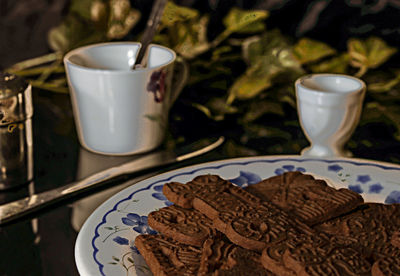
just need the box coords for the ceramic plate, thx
[75,155,400,276]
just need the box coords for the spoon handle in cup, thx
[134,0,168,68]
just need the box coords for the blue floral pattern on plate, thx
[121,214,157,235]
[75,156,400,276]
[274,165,306,175]
[325,163,392,196]
[229,171,261,188]
[151,185,173,206]
[386,191,400,204]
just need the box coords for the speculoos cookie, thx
[163,174,313,252]
[245,171,364,225]
[135,234,201,276]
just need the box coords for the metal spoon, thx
[133,0,168,69]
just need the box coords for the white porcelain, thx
[74,155,400,276]
[64,42,188,155]
[296,74,366,157]
[71,147,154,231]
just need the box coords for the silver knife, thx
[0,136,224,225]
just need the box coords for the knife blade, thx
[0,136,224,225]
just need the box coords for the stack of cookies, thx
[135,172,400,275]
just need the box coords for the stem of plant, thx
[6,52,62,73]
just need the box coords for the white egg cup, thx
[295,74,366,157]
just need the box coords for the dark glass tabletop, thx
[0,89,224,276]
[0,85,399,276]
[1,1,400,275]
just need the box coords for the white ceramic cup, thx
[64,42,188,155]
[295,74,366,157]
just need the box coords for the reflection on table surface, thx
[71,147,157,232]
[0,80,399,275]
[0,90,223,275]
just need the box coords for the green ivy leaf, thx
[293,38,336,64]
[192,98,237,121]
[242,100,285,123]
[368,70,400,93]
[70,0,95,21]
[107,0,140,39]
[191,103,213,118]
[211,46,233,61]
[208,97,238,118]
[161,1,198,27]
[47,15,81,53]
[172,15,210,59]
[48,14,105,53]
[210,8,268,48]
[310,53,349,74]
[222,8,268,33]
[155,2,210,60]
[228,68,273,103]
[48,0,140,53]
[229,31,303,103]
[90,0,109,28]
[223,140,259,157]
[348,36,397,77]
[242,36,264,66]
[243,124,292,140]
[363,102,400,140]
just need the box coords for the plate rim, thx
[75,154,400,275]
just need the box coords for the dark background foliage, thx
[1,0,400,163]
[2,0,400,68]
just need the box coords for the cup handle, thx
[169,56,189,106]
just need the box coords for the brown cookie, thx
[134,234,201,276]
[198,237,273,276]
[163,174,313,252]
[261,237,297,276]
[372,257,400,276]
[262,233,371,276]
[391,231,400,248]
[284,233,371,275]
[316,203,400,260]
[162,174,230,209]
[245,171,364,225]
[149,173,319,248]
[147,205,218,247]
[316,203,400,235]
[147,181,265,247]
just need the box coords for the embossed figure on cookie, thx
[163,174,311,252]
[316,203,400,260]
[148,205,218,247]
[262,239,297,276]
[262,233,371,276]
[198,237,273,276]
[135,234,201,276]
[226,210,299,252]
[391,231,400,248]
[163,175,231,209]
[372,257,400,276]
[284,234,371,276]
[148,176,281,248]
[246,171,364,225]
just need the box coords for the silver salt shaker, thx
[0,72,33,190]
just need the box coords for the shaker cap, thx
[0,72,33,125]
